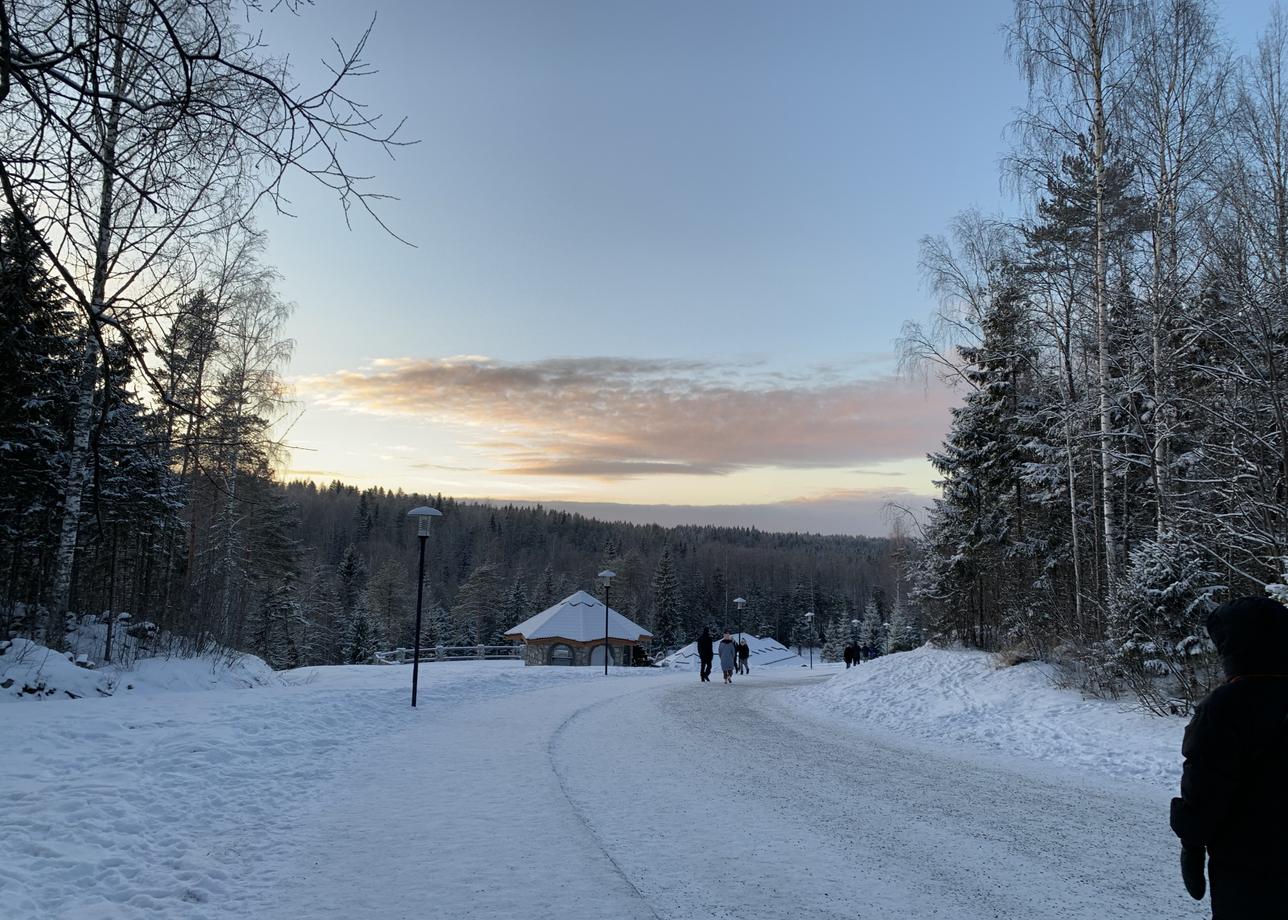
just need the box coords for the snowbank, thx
[788,645,1187,789]
[0,637,279,702]
[0,638,112,700]
[661,633,805,669]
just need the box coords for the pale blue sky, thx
[256,0,1269,534]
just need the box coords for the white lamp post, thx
[733,597,746,640]
[804,610,814,669]
[598,569,616,675]
[407,505,442,707]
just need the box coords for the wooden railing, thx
[372,645,523,665]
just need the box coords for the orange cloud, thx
[295,356,955,479]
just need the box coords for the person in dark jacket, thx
[843,643,855,669]
[1170,596,1288,918]
[697,627,714,682]
[737,638,750,675]
[718,633,737,683]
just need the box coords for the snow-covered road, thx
[250,668,1199,920]
[556,673,1204,919]
[4,661,1205,919]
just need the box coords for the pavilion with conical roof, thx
[503,590,652,666]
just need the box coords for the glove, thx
[1180,845,1206,901]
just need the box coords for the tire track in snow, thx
[547,684,668,920]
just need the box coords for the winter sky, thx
[258,0,1265,536]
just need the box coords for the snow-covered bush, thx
[1108,531,1224,714]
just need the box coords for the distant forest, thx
[283,482,911,664]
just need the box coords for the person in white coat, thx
[717,633,737,683]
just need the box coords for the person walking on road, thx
[737,638,751,675]
[1170,596,1288,919]
[697,627,714,683]
[718,632,737,683]
[843,643,855,669]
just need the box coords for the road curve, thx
[551,671,1206,920]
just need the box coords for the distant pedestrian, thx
[843,644,855,669]
[1170,596,1288,919]
[697,627,714,682]
[737,638,750,675]
[718,633,737,683]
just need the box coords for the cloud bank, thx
[469,487,930,537]
[296,356,953,479]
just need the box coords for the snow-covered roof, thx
[504,591,653,643]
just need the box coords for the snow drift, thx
[788,645,1187,789]
[0,636,278,702]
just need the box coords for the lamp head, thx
[408,505,443,537]
[598,569,616,587]
[733,596,746,610]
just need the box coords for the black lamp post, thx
[733,597,746,640]
[851,618,861,662]
[598,569,616,675]
[804,611,814,669]
[407,505,442,707]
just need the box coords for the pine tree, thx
[822,616,849,662]
[0,206,78,629]
[501,579,530,632]
[337,545,369,619]
[919,278,1042,650]
[651,548,682,650]
[884,600,921,654]
[344,602,379,665]
[451,562,506,644]
[859,600,886,656]
[366,559,411,645]
[533,566,558,612]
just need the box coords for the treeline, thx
[0,208,303,663]
[907,0,1288,711]
[281,481,912,667]
[0,1,399,662]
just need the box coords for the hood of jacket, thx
[1206,596,1288,679]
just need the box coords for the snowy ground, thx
[2,649,1203,919]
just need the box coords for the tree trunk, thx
[1089,0,1119,607]
[49,24,127,638]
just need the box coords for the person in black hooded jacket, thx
[1170,596,1288,918]
[696,627,714,683]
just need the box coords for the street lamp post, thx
[407,506,443,708]
[851,618,860,663]
[599,569,616,676]
[804,611,814,669]
[733,597,746,640]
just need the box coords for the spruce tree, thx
[0,206,78,618]
[651,548,682,650]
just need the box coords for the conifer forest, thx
[905,0,1288,709]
